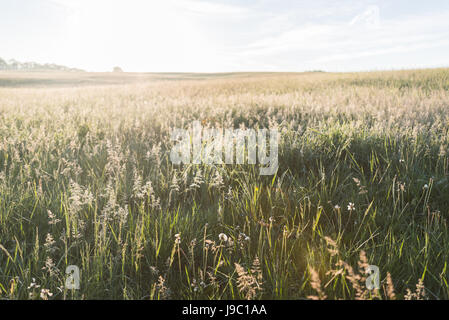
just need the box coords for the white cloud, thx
[228,8,449,70]
[173,0,249,15]
[4,0,449,71]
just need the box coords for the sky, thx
[1,0,449,72]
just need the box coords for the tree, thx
[113,66,123,72]
[0,58,6,70]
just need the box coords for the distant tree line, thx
[0,57,84,72]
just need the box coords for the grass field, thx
[1,68,449,300]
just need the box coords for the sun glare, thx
[61,0,213,72]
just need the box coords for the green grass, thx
[0,68,449,300]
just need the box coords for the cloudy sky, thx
[1,0,449,72]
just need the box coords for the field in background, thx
[1,69,449,299]
[0,71,297,87]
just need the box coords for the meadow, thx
[0,69,449,300]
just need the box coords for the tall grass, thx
[0,69,449,299]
